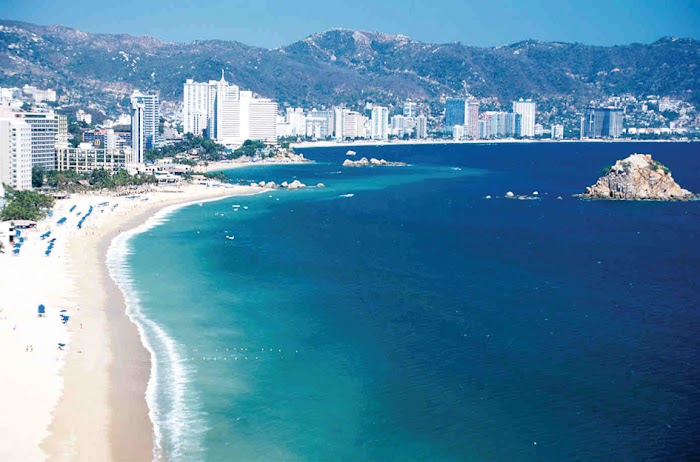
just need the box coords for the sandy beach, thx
[0,182,266,462]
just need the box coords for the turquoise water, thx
[114,142,700,461]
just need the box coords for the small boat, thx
[226,236,235,240]
[346,150,356,156]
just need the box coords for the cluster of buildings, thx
[183,73,430,144]
[0,84,160,191]
[445,98,555,140]
[0,106,69,190]
[183,73,277,146]
[3,72,699,197]
[275,101,428,141]
[0,85,57,105]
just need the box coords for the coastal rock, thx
[342,157,407,167]
[579,154,696,201]
[281,181,289,188]
[504,191,539,200]
[287,180,307,190]
[316,183,325,188]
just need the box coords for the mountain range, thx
[1,19,699,118]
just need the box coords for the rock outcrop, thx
[342,157,408,167]
[580,154,696,200]
[286,180,307,190]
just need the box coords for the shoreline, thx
[291,138,699,149]
[1,183,266,462]
[106,192,268,461]
[49,184,266,462]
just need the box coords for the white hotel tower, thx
[512,99,536,138]
[182,72,277,146]
[0,113,33,190]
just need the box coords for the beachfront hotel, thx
[131,92,160,164]
[56,144,134,174]
[0,113,33,190]
[512,98,537,137]
[182,73,278,147]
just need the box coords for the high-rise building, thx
[183,79,211,136]
[371,106,389,140]
[285,108,306,137]
[333,108,365,140]
[551,124,564,140]
[184,74,277,146]
[445,98,466,131]
[306,110,332,140]
[512,99,536,137]
[21,112,58,169]
[403,100,417,118]
[56,114,68,148]
[415,115,428,139]
[465,101,479,139]
[582,107,624,138]
[0,115,33,190]
[131,101,145,164]
[131,92,159,163]
[246,93,278,144]
[453,124,465,141]
[390,115,407,137]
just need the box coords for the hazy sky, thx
[4,0,699,48]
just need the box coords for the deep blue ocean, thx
[118,142,700,461]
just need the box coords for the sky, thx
[4,0,700,48]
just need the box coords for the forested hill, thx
[1,20,698,113]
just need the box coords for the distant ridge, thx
[1,19,698,115]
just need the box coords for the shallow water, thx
[119,142,700,461]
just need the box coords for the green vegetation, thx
[42,169,155,192]
[231,139,266,158]
[32,166,46,188]
[0,186,55,221]
[650,160,671,175]
[145,134,227,162]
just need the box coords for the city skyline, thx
[3,0,699,49]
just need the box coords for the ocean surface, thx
[112,142,700,461]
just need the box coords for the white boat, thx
[346,150,356,156]
[226,236,235,240]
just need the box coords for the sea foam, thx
[106,197,229,461]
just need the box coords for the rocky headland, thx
[579,154,696,201]
[342,157,408,167]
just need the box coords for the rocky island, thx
[579,154,696,201]
[342,157,408,167]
